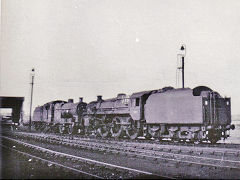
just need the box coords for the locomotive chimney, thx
[79,97,83,103]
[97,95,102,102]
[68,99,74,103]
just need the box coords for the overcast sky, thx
[1,0,240,115]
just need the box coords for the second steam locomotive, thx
[32,86,235,143]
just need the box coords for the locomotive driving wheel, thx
[97,116,110,138]
[126,117,140,140]
[39,123,46,132]
[58,124,65,134]
[67,124,74,134]
[97,124,109,138]
[110,116,123,138]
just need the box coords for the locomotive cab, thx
[130,91,154,121]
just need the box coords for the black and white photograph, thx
[0,0,240,179]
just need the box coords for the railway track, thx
[13,131,240,157]
[6,131,240,178]
[36,130,240,149]
[89,135,240,149]
[1,135,166,179]
[14,126,240,149]
[0,144,101,179]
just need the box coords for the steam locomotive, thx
[32,86,235,143]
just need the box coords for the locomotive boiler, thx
[83,94,131,138]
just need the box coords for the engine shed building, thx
[0,96,24,123]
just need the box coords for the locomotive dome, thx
[117,93,127,99]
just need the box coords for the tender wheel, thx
[147,125,160,139]
[208,130,219,144]
[169,130,178,142]
[40,124,49,133]
[192,131,201,144]
[110,116,123,138]
[126,117,140,140]
[59,124,65,134]
[67,124,74,134]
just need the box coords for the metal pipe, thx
[29,69,35,131]
[182,56,184,88]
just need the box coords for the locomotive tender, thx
[32,86,235,143]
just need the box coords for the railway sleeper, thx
[201,150,214,156]
[127,153,137,158]
[162,148,170,152]
[179,149,191,154]
[171,149,181,154]
[236,152,240,157]
[195,150,203,155]
[224,151,239,157]
[111,150,119,155]
[210,151,219,156]
[167,161,179,168]
[145,156,157,161]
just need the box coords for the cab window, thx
[135,98,140,106]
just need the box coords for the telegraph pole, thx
[29,68,35,131]
[180,45,186,89]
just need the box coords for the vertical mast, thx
[182,56,184,88]
[29,68,35,130]
[180,45,186,88]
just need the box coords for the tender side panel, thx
[145,89,203,124]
